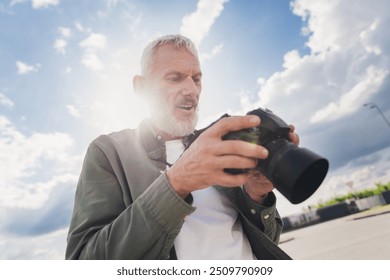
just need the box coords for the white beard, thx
[152,108,199,137]
[150,99,199,137]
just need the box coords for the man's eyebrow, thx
[164,70,202,77]
[164,70,182,76]
[193,71,202,77]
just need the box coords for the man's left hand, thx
[243,124,300,204]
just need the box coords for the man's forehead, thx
[152,45,200,69]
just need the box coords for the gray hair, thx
[140,34,198,75]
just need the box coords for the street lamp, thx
[363,102,390,128]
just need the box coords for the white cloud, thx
[283,50,301,69]
[292,0,390,55]
[74,21,92,33]
[0,115,80,209]
[53,38,67,54]
[180,0,228,47]
[58,26,71,38]
[80,33,107,50]
[0,228,68,259]
[10,0,26,6]
[253,0,390,128]
[0,92,14,109]
[31,0,60,9]
[107,0,119,7]
[53,27,71,54]
[79,33,107,71]
[200,43,224,62]
[360,19,382,55]
[0,117,79,258]
[75,22,83,31]
[81,52,104,71]
[16,60,40,75]
[311,66,388,123]
[66,104,80,118]
[11,0,60,9]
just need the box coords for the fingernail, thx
[249,116,260,124]
[262,149,269,157]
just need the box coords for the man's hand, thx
[287,124,299,146]
[243,124,300,204]
[166,115,269,198]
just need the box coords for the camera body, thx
[223,108,329,204]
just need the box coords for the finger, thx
[247,169,264,179]
[216,140,269,159]
[248,174,271,184]
[289,132,300,145]
[215,155,258,170]
[288,124,299,145]
[208,115,260,138]
[213,171,250,187]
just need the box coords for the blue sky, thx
[1,0,390,259]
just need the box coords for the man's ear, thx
[133,75,146,96]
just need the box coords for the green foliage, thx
[315,181,390,209]
[375,182,390,193]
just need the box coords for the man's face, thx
[144,45,202,137]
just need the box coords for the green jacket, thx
[65,119,291,260]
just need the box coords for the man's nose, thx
[181,76,199,97]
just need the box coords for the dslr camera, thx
[223,108,329,204]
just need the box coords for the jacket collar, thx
[138,118,166,161]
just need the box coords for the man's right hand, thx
[166,115,269,198]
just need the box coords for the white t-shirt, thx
[165,139,255,260]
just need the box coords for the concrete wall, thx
[382,190,390,204]
[316,202,350,221]
[355,195,386,211]
[282,192,390,232]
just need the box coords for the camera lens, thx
[259,140,329,204]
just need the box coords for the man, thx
[66,34,299,260]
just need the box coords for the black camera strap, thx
[182,113,229,150]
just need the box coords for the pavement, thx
[279,204,390,259]
[348,204,390,220]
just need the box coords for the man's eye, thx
[167,75,181,82]
[193,79,201,85]
[192,76,202,84]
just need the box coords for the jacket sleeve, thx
[241,189,283,244]
[65,142,194,260]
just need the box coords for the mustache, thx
[176,96,198,106]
